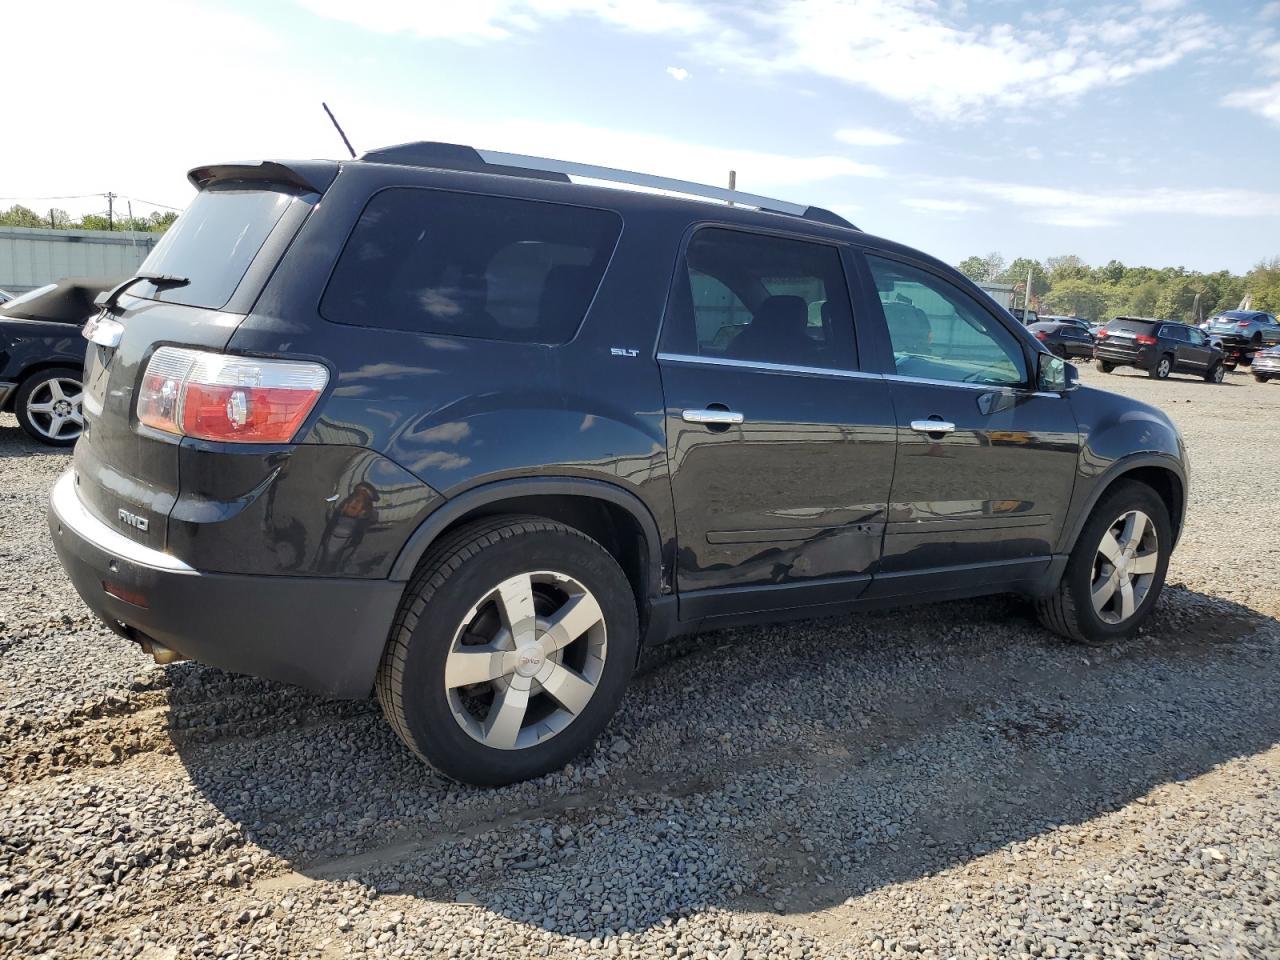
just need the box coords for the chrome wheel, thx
[445,571,606,750]
[1156,358,1171,378]
[25,376,83,441]
[1212,364,1225,383]
[1091,510,1159,625]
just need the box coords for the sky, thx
[4,0,1279,273]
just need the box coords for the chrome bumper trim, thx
[49,471,196,574]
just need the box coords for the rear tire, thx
[375,516,638,786]
[1149,355,1172,379]
[14,366,83,446]
[1255,373,1271,383]
[1035,481,1171,646]
[1095,360,1114,374]
[1204,362,1225,384]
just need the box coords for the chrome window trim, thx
[656,352,880,381]
[882,373,1025,393]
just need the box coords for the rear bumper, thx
[1252,358,1280,374]
[1094,344,1152,367]
[48,471,403,698]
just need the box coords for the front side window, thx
[663,228,857,369]
[1186,328,1207,346]
[865,256,1027,387]
[322,189,621,343]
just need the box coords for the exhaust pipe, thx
[136,635,189,665]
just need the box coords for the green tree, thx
[1043,278,1108,321]
[0,204,50,228]
[997,257,1049,303]
[1046,254,1089,284]
[957,256,988,282]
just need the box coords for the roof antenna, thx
[322,102,357,159]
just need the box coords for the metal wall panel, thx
[0,227,159,293]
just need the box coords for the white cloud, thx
[666,66,689,81]
[1222,81,1280,126]
[834,126,906,147]
[1139,0,1185,11]
[930,176,1280,221]
[295,0,710,42]
[902,197,984,214]
[687,0,1215,120]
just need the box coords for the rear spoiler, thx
[187,160,339,195]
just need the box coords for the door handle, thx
[683,408,745,425]
[910,419,955,435]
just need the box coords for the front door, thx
[857,253,1080,598]
[658,227,896,618]
[1177,325,1214,371]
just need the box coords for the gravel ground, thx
[2,364,1279,960]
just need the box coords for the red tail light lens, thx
[1238,321,1250,328]
[1134,334,1157,345]
[138,347,328,443]
[1034,331,1048,340]
[1096,329,1109,338]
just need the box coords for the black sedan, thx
[1,278,114,445]
[1027,320,1096,360]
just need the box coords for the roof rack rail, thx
[358,142,857,230]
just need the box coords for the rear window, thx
[1107,318,1157,334]
[321,188,622,344]
[134,184,298,309]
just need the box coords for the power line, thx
[0,193,183,211]
[0,193,103,202]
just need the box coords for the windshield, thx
[133,184,298,310]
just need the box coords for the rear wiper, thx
[95,272,191,313]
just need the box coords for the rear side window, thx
[321,189,621,344]
[1107,318,1158,335]
[662,228,857,370]
[135,184,298,309]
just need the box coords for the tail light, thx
[1134,334,1157,345]
[1034,331,1048,340]
[137,346,328,443]
[1238,321,1250,328]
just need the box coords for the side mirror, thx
[1037,352,1078,392]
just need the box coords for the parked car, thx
[1,278,114,445]
[1010,307,1039,324]
[1040,314,1092,332]
[1094,316,1225,382]
[48,142,1188,786]
[1252,344,1280,383]
[1027,320,1095,359]
[1206,310,1280,351]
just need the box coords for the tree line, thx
[0,203,178,234]
[956,252,1280,322]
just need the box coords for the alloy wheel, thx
[1156,358,1171,378]
[444,571,607,750]
[25,376,84,442]
[1091,509,1159,625]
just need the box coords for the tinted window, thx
[1107,318,1158,335]
[663,228,856,369]
[135,185,299,309]
[866,256,1027,386]
[1186,328,1207,346]
[322,189,621,343]
[1161,325,1185,341]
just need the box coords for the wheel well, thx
[3,361,82,413]
[1118,466,1184,543]
[433,494,652,614]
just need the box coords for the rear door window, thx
[321,188,622,344]
[662,228,857,369]
[134,184,299,309]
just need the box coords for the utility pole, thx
[727,170,736,207]
[105,191,117,231]
[49,209,55,229]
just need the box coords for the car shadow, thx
[170,584,1280,937]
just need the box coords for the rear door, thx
[77,182,316,551]
[856,252,1079,597]
[658,227,896,618]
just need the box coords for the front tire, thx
[14,367,84,446]
[1035,481,1171,645]
[1204,362,1225,384]
[375,516,638,786]
[1149,355,1173,380]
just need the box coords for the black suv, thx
[49,143,1188,785]
[1095,317,1225,383]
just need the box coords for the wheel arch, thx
[389,477,668,612]
[4,360,84,413]
[1062,455,1186,556]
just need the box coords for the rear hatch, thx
[1097,318,1156,359]
[76,172,326,551]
